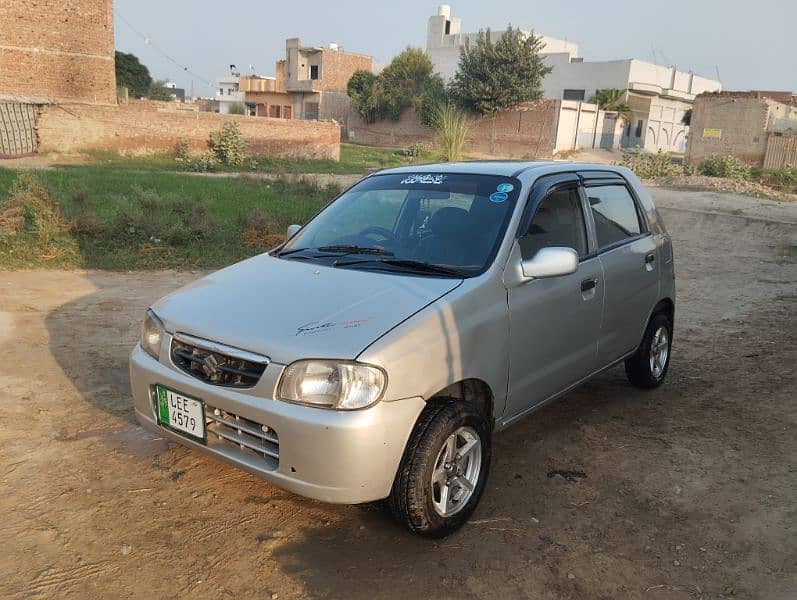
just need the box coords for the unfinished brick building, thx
[0,0,117,105]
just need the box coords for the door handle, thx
[645,252,656,264]
[581,278,597,292]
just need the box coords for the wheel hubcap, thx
[649,326,670,379]
[431,426,482,517]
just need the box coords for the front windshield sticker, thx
[496,183,514,193]
[400,174,446,185]
[490,192,508,203]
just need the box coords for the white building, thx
[425,5,722,153]
[426,4,578,84]
[214,74,245,114]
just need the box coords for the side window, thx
[587,185,643,249]
[519,187,588,260]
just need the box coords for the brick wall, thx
[686,96,770,165]
[318,50,373,92]
[37,100,340,159]
[347,101,560,158]
[0,0,116,104]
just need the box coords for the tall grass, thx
[432,103,472,162]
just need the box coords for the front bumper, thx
[129,344,425,504]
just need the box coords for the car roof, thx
[375,161,628,178]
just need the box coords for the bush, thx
[432,103,471,162]
[227,102,246,116]
[403,142,429,158]
[239,208,283,248]
[751,166,797,192]
[619,150,680,179]
[0,173,65,243]
[209,121,246,166]
[697,154,752,180]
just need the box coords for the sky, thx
[114,0,797,96]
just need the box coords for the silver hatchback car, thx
[130,162,675,537]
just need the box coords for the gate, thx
[0,102,39,157]
[763,132,797,169]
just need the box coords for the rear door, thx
[582,175,659,364]
[505,174,603,418]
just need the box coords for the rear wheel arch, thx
[651,297,675,327]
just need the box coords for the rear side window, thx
[587,185,643,249]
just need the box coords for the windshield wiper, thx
[333,257,466,277]
[276,245,393,259]
[317,245,394,256]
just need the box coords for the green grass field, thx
[0,167,337,270]
[79,143,437,175]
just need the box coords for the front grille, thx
[170,333,268,388]
[206,404,279,468]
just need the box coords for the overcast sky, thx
[114,0,796,96]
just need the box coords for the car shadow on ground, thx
[42,271,679,596]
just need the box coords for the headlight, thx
[278,360,386,410]
[140,309,164,360]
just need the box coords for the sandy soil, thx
[0,189,795,599]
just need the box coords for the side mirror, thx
[286,224,301,240]
[521,247,578,279]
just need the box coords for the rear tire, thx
[388,400,491,538]
[625,312,673,388]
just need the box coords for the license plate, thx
[156,385,205,441]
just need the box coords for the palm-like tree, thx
[590,88,633,124]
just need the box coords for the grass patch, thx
[0,167,335,270]
[76,143,441,175]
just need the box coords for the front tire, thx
[625,312,673,388]
[388,400,491,537]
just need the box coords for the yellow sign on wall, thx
[703,128,722,139]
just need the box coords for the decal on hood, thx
[296,317,375,336]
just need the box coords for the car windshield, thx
[275,172,521,277]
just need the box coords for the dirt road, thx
[1,189,795,599]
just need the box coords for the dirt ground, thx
[1,188,795,600]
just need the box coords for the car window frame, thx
[516,172,595,263]
[581,178,651,255]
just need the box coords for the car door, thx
[582,176,659,364]
[505,174,603,419]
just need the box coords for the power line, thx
[116,11,213,87]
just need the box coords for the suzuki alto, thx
[130,162,675,537]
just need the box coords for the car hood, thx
[152,254,462,364]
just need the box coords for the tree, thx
[682,108,692,126]
[346,48,447,127]
[347,70,382,123]
[147,79,173,101]
[589,88,633,124]
[450,26,552,114]
[115,51,152,98]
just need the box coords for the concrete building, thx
[687,91,797,168]
[214,73,245,114]
[281,38,373,121]
[239,73,293,118]
[426,4,578,85]
[543,55,721,153]
[222,39,372,123]
[425,4,721,153]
